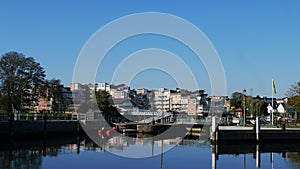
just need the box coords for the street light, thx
[243,89,247,127]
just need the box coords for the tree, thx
[95,90,126,123]
[288,96,300,113]
[286,81,300,97]
[0,51,46,113]
[286,81,300,113]
[95,90,111,111]
[46,79,64,113]
[230,92,244,109]
[251,97,268,116]
[230,92,268,116]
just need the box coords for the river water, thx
[1,133,300,169]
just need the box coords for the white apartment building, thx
[152,88,171,112]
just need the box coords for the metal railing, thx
[0,112,72,122]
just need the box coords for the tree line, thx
[0,51,67,114]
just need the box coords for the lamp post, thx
[243,89,247,127]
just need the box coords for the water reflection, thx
[1,134,300,169]
[0,148,42,169]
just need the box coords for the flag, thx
[272,79,276,94]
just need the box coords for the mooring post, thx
[256,116,260,142]
[211,116,217,143]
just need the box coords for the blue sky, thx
[1,1,300,97]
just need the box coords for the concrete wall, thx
[0,120,81,137]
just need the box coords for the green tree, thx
[46,79,65,113]
[230,92,244,109]
[0,51,46,113]
[252,96,268,116]
[230,92,268,116]
[288,96,300,113]
[95,90,126,123]
[286,81,300,113]
[95,90,111,111]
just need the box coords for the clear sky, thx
[1,0,300,97]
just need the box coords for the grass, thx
[286,125,300,129]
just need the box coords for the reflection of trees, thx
[0,150,42,169]
[46,146,60,156]
[288,152,300,169]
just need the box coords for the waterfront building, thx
[187,97,197,116]
[70,83,92,104]
[137,88,147,94]
[152,88,171,112]
[38,85,73,113]
[180,95,189,114]
[110,84,130,99]
[95,82,110,92]
[170,89,181,112]
[38,96,51,112]
[68,82,215,118]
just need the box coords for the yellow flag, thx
[272,79,276,94]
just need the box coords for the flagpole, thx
[271,78,274,126]
[272,81,274,126]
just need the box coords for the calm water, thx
[1,134,300,169]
